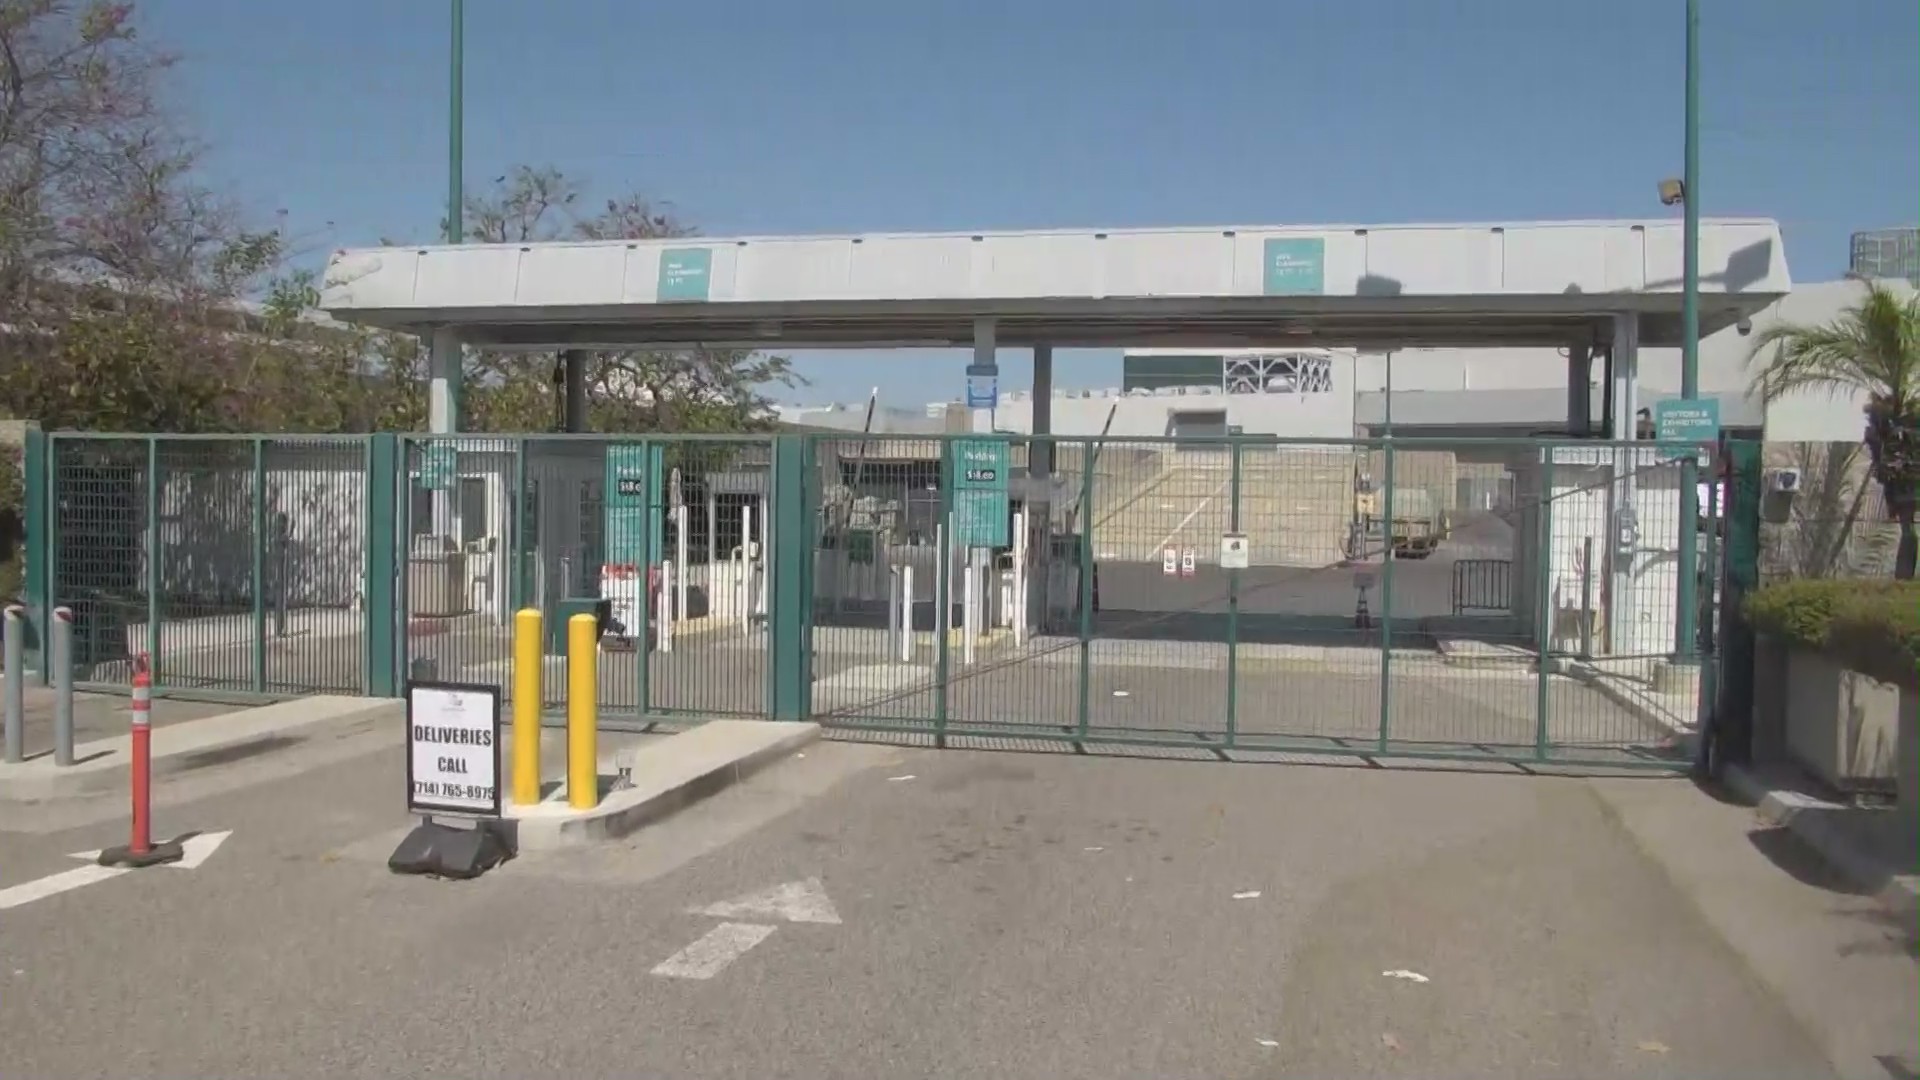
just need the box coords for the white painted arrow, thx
[688,877,841,925]
[652,879,841,980]
[71,831,233,871]
[0,831,232,912]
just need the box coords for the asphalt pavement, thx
[4,720,1896,1080]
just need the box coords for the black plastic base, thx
[387,821,512,880]
[97,841,184,868]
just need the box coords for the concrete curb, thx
[506,721,819,851]
[1724,764,1920,939]
[0,696,399,801]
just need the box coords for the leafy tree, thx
[1749,278,1920,579]
[446,165,799,434]
[0,1,294,433]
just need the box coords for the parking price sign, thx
[951,439,1009,548]
[406,681,501,817]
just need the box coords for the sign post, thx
[389,680,510,878]
[602,444,651,639]
[1219,533,1249,570]
[965,364,998,410]
[1653,398,1720,463]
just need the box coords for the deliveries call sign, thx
[405,681,502,817]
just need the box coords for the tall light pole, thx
[427,0,465,437]
[447,0,465,244]
[1675,0,1702,662]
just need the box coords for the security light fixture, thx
[1658,178,1687,206]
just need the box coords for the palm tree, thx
[1749,278,1920,579]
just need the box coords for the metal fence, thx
[26,431,1719,769]
[395,434,776,722]
[45,434,369,697]
[801,433,1718,770]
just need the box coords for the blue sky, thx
[146,0,1918,406]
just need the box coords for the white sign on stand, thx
[1180,548,1196,577]
[602,563,644,638]
[406,681,501,817]
[1161,548,1178,576]
[1219,533,1249,570]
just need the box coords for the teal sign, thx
[419,444,457,492]
[1262,237,1325,296]
[952,439,1009,548]
[603,444,653,565]
[1653,397,1720,461]
[657,248,712,302]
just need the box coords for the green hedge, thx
[1744,578,1920,688]
[0,445,20,604]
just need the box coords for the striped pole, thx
[97,652,183,867]
[129,654,153,856]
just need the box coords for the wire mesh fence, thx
[36,431,1718,768]
[391,434,778,724]
[801,433,1716,769]
[48,434,369,697]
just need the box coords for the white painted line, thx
[1381,969,1430,983]
[0,864,131,911]
[1151,477,1229,556]
[1231,890,1262,900]
[650,922,776,980]
[690,877,842,925]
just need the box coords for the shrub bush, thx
[1744,578,1920,688]
[1827,586,1920,689]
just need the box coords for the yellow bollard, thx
[511,608,543,807]
[566,612,599,810]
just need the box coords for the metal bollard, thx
[51,606,74,766]
[657,560,674,654]
[511,608,542,807]
[887,566,902,662]
[566,612,598,810]
[900,566,915,662]
[3,604,23,763]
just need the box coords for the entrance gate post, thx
[769,435,811,721]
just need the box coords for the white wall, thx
[1757,279,1913,442]
[1349,280,1889,435]
[151,449,367,614]
[1518,448,1687,659]
[984,356,1356,439]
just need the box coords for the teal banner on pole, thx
[1654,398,1720,461]
[1262,237,1325,296]
[420,444,457,492]
[951,439,1009,548]
[657,248,713,302]
[605,444,649,565]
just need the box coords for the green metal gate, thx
[800,432,1720,770]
